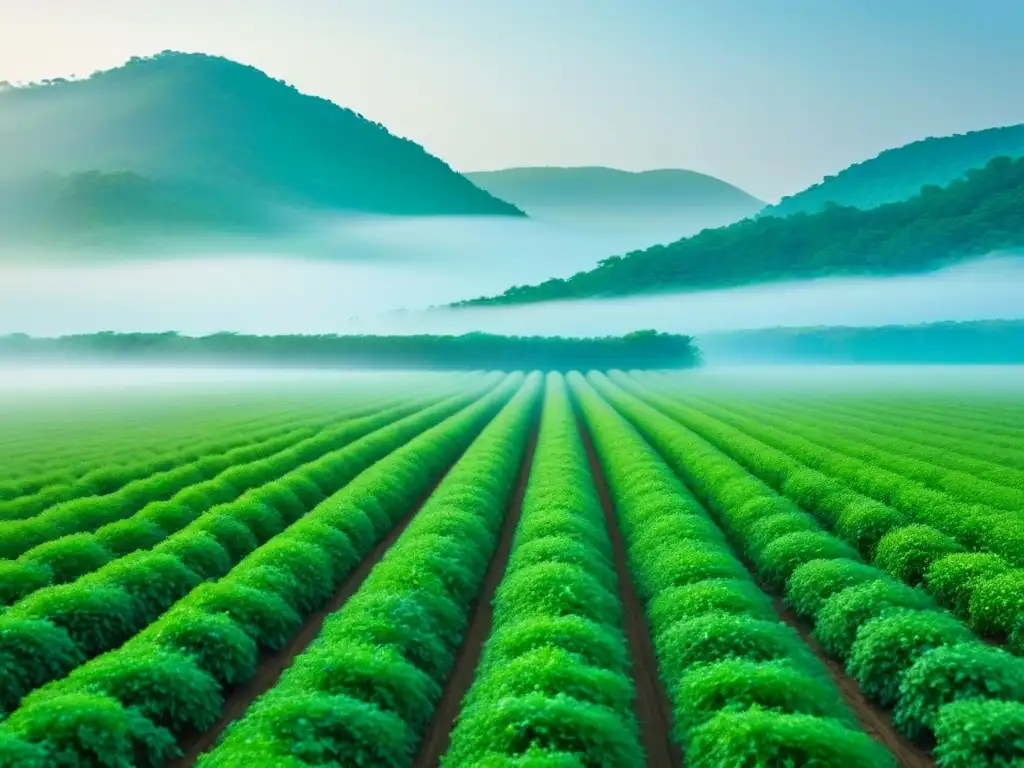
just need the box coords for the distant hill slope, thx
[0,51,521,248]
[467,166,763,233]
[765,123,1024,217]
[455,155,1024,306]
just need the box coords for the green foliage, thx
[189,583,301,652]
[484,615,629,675]
[934,699,1024,768]
[686,709,896,768]
[785,558,887,622]
[873,524,964,586]
[443,693,644,768]
[0,618,84,714]
[77,551,200,619]
[463,155,1024,304]
[647,579,777,633]
[812,575,935,660]
[154,530,231,579]
[756,530,860,591]
[848,610,977,707]
[924,552,1010,617]
[141,607,257,687]
[0,561,52,607]
[673,659,852,736]
[968,569,1024,640]
[20,534,112,584]
[894,643,1024,740]
[93,518,165,555]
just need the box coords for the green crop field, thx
[0,368,1022,767]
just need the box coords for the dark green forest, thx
[0,331,700,371]
[701,320,1024,364]
[458,156,1024,306]
[764,122,1024,217]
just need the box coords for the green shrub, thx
[143,607,258,687]
[814,579,934,660]
[281,643,440,734]
[848,610,977,707]
[466,647,634,714]
[190,514,258,562]
[251,482,305,523]
[786,558,886,622]
[226,497,285,543]
[136,500,195,533]
[673,659,852,736]
[483,615,628,674]
[154,531,231,580]
[0,561,52,606]
[745,512,820,558]
[289,521,359,580]
[4,692,177,768]
[934,699,1024,768]
[79,552,200,619]
[637,544,748,596]
[924,552,1010,617]
[646,579,776,635]
[190,583,301,652]
[20,534,113,584]
[74,647,220,734]
[894,643,1024,740]
[443,693,643,768]
[514,513,608,559]
[493,562,620,629]
[315,505,377,553]
[234,692,414,768]
[506,537,616,591]
[0,519,55,559]
[685,709,895,768]
[756,531,860,591]
[833,499,908,557]
[8,584,143,657]
[93,518,165,556]
[655,614,816,686]
[628,513,722,560]
[0,618,83,713]
[235,539,334,613]
[968,569,1024,639]
[286,475,326,508]
[874,525,964,586]
[0,732,49,768]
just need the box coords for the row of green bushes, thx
[591,373,1024,767]
[570,373,889,766]
[201,373,541,766]
[709,392,1024,495]
[444,373,642,766]
[0,411,334,519]
[624,375,1024,649]
[646,385,1024,563]
[0,402,331,494]
[688,392,1024,510]
[0,378,508,723]
[0,393,443,607]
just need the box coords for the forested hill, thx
[456,155,1024,306]
[765,123,1024,217]
[0,51,522,240]
[466,166,763,231]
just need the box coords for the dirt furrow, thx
[577,419,684,768]
[412,422,540,768]
[169,471,454,767]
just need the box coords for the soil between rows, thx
[577,417,684,768]
[169,468,456,767]
[412,418,540,768]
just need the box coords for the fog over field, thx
[2,210,1022,338]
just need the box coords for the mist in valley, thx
[3,208,1022,345]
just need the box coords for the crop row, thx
[0,411,340,521]
[590,373,1024,768]
[0,392,453,607]
[692,391,1024,493]
[615,373,1024,645]
[444,372,642,766]
[200,372,541,766]
[0,375,510,722]
[570,373,891,766]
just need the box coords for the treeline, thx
[0,330,700,371]
[458,156,1024,305]
[701,320,1024,364]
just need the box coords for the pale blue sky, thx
[2,0,1023,200]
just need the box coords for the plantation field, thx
[0,368,1022,767]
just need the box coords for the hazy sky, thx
[3,0,1023,201]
